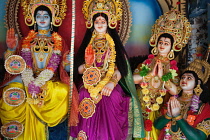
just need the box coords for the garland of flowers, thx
[140,54,178,111]
[21,30,62,98]
[140,54,178,80]
[190,95,200,112]
[83,33,116,98]
[139,54,179,137]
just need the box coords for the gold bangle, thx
[85,64,91,68]
[62,61,70,67]
[109,81,117,87]
[174,115,182,121]
[4,49,15,59]
[110,76,118,87]
[165,114,172,120]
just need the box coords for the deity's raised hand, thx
[85,44,95,66]
[6,28,18,50]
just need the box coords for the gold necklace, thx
[83,33,116,98]
[182,92,193,99]
[38,29,50,35]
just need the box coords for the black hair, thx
[29,5,58,32]
[74,13,128,83]
[180,70,210,104]
[157,33,174,47]
[149,33,179,57]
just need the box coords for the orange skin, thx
[85,44,95,66]
[6,28,18,50]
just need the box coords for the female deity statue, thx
[70,0,145,139]
[133,8,191,140]
[0,1,78,140]
[154,59,210,140]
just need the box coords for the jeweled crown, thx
[149,8,191,53]
[184,59,210,84]
[21,0,67,27]
[82,0,122,29]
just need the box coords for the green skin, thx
[154,115,208,140]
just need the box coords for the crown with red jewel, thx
[149,7,191,53]
[82,0,122,29]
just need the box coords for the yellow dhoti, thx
[0,81,68,140]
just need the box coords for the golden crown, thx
[82,0,122,29]
[184,59,210,84]
[21,0,67,27]
[149,8,191,52]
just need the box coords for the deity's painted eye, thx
[158,41,163,45]
[44,16,49,18]
[187,77,192,80]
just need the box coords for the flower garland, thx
[140,54,178,112]
[190,94,200,112]
[83,33,116,98]
[21,30,62,98]
[140,55,178,81]
[161,60,178,82]
[139,54,179,136]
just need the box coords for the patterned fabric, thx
[196,119,210,136]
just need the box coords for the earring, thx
[194,84,203,96]
[93,29,97,35]
[34,21,37,31]
[50,22,53,31]
[167,50,174,60]
[86,20,93,29]
[151,47,158,55]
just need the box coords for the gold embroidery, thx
[196,120,210,136]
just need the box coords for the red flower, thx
[145,108,151,112]
[196,53,203,57]
[145,59,152,65]
[176,2,181,5]
[170,65,178,71]
[187,110,196,115]
[170,60,177,66]
[144,119,153,131]
[148,54,155,59]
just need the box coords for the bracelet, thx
[84,64,91,68]
[110,76,118,87]
[144,73,153,81]
[4,49,15,59]
[62,61,70,68]
[165,114,172,120]
[173,115,182,121]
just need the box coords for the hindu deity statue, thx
[70,0,145,139]
[0,0,78,139]
[154,59,210,140]
[133,7,191,140]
